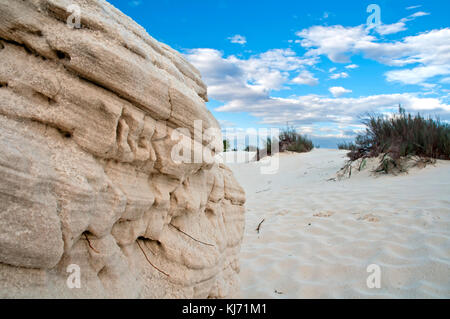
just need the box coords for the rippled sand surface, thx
[228,149,450,298]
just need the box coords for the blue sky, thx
[109,0,450,148]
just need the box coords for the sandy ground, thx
[227,149,450,298]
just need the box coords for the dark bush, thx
[348,106,450,161]
[337,141,357,151]
[278,126,314,153]
[223,139,230,152]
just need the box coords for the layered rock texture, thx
[0,0,245,298]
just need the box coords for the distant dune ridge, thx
[0,0,245,298]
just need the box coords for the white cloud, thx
[406,5,422,10]
[329,86,352,97]
[298,126,314,134]
[215,93,450,127]
[228,34,247,45]
[409,11,429,18]
[374,11,429,35]
[185,48,317,101]
[297,25,373,63]
[330,72,349,79]
[218,120,236,128]
[185,15,450,139]
[375,22,407,35]
[386,65,450,85]
[232,48,317,90]
[292,70,319,86]
[187,46,450,138]
[296,24,450,85]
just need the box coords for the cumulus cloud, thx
[441,77,450,84]
[297,25,373,63]
[345,64,359,69]
[386,65,450,85]
[185,13,449,139]
[228,34,247,45]
[374,11,429,35]
[215,93,450,127]
[298,126,314,134]
[218,120,236,128]
[296,23,450,85]
[186,45,450,138]
[329,86,352,97]
[292,70,319,86]
[375,22,407,35]
[330,72,349,79]
[186,48,317,101]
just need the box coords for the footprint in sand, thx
[313,211,334,218]
[357,213,381,222]
[255,188,271,194]
[276,210,290,216]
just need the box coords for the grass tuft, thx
[278,125,314,153]
[348,106,450,164]
[337,141,357,151]
[242,125,314,161]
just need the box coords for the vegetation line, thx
[337,105,449,174]
[224,124,314,160]
[343,105,449,161]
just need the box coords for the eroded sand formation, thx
[0,0,245,298]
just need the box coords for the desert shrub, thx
[223,139,230,152]
[241,126,313,161]
[278,125,314,153]
[244,145,268,161]
[244,145,258,152]
[337,141,357,151]
[260,136,277,156]
[265,137,272,155]
[348,106,450,162]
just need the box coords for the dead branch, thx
[256,219,265,234]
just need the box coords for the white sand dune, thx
[228,149,450,298]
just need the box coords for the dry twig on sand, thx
[256,219,265,234]
[274,289,283,294]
